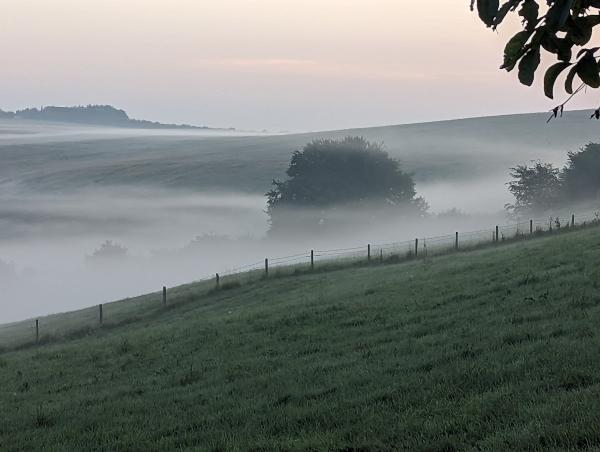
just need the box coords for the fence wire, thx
[2,209,600,350]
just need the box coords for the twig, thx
[547,83,585,123]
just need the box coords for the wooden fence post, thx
[455,232,459,250]
[265,258,269,278]
[310,250,314,270]
[215,273,220,289]
[367,244,371,262]
[35,319,39,343]
[380,248,383,263]
[572,214,575,227]
[495,226,499,243]
[415,238,419,257]
[99,304,103,326]
[530,219,533,235]
[162,286,167,306]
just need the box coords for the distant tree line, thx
[0,105,215,130]
[88,240,128,261]
[507,143,600,215]
[12,105,130,125]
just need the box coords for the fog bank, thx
[0,185,519,323]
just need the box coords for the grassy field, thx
[2,227,600,450]
[2,110,600,193]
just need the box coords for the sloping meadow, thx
[1,227,600,449]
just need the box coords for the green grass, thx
[3,227,600,450]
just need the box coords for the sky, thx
[0,0,597,131]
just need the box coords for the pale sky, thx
[0,0,596,131]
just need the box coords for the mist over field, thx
[2,111,600,322]
[0,186,508,322]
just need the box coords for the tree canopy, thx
[506,143,600,215]
[472,0,600,114]
[506,162,562,215]
[266,137,426,235]
[562,142,600,198]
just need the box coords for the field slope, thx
[2,227,600,450]
[2,110,600,193]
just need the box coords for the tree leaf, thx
[518,0,539,29]
[544,62,572,98]
[519,47,541,86]
[493,0,521,28]
[541,34,572,61]
[577,54,600,88]
[556,42,572,62]
[582,15,600,28]
[565,64,579,94]
[546,0,575,31]
[477,0,500,27]
[566,16,594,46]
[501,30,532,71]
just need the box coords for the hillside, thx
[0,105,216,130]
[2,226,600,450]
[1,110,599,195]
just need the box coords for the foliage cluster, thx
[88,240,128,261]
[507,142,600,214]
[266,137,427,235]
[472,0,600,116]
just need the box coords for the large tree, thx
[266,137,427,235]
[472,0,600,115]
[562,142,600,198]
[506,144,600,214]
[506,162,562,215]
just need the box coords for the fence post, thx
[530,219,533,235]
[99,304,103,326]
[572,214,575,227]
[162,286,167,306]
[215,273,220,289]
[415,238,419,257]
[495,225,499,243]
[310,250,314,270]
[455,232,459,250]
[380,248,383,263]
[265,258,269,278]
[367,244,371,262]
[35,319,39,343]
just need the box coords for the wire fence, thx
[210,211,600,285]
[1,209,599,350]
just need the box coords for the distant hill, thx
[1,110,600,209]
[0,104,230,130]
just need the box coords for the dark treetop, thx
[266,137,427,235]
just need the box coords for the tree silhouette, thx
[562,143,600,199]
[506,162,562,215]
[266,137,427,235]
[472,1,600,116]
